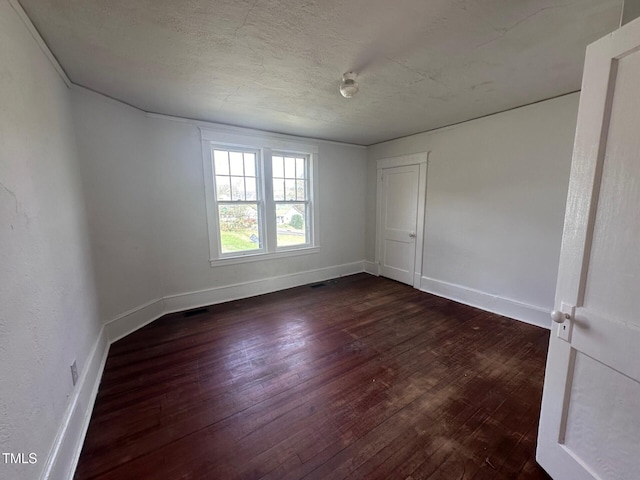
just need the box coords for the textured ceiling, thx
[21,0,622,145]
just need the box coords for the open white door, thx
[537,17,640,480]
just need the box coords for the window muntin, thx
[212,148,263,255]
[208,143,316,263]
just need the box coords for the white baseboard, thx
[41,327,109,480]
[46,264,552,480]
[363,261,379,276]
[46,260,380,480]
[163,261,365,314]
[420,276,551,329]
[105,298,166,343]
[104,261,366,344]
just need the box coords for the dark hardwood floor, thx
[75,274,552,480]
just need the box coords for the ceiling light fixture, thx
[339,72,359,98]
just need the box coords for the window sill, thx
[209,246,320,267]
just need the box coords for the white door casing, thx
[376,153,428,287]
[536,17,640,480]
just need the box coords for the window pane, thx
[218,204,260,253]
[214,150,229,175]
[244,153,256,177]
[231,177,245,200]
[296,157,305,179]
[276,203,307,247]
[209,145,313,259]
[229,152,244,176]
[296,180,306,200]
[272,156,284,178]
[273,178,285,201]
[216,176,231,200]
[285,179,296,201]
[284,157,296,178]
[245,177,257,200]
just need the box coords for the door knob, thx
[409,233,416,238]
[550,310,570,323]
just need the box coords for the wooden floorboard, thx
[75,274,552,480]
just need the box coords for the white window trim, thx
[212,146,265,259]
[201,127,320,267]
[209,246,320,267]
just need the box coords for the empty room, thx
[1,0,639,479]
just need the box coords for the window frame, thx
[270,152,312,251]
[211,146,265,258]
[201,127,320,267]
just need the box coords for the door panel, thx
[563,350,640,480]
[537,16,640,480]
[553,309,640,479]
[379,165,419,285]
[581,49,640,321]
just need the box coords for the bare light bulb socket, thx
[339,72,359,98]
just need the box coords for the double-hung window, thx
[201,128,319,266]
[272,153,310,248]
[213,148,263,254]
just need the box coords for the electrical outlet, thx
[70,360,78,386]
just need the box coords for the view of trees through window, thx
[214,149,261,253]
[213,149,311,254]
[272,154,308,248]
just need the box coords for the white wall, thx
[150,117,367,296]
[0,10,365,471]
[72,88,163,322]
[0,3,577,477]
[0,2,103,479]
[71,87,368,337]
[367,94,579,327]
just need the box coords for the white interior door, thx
[536,17,640,480]
[378,164,420,285]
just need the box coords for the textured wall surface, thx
[0,1,102,478]
[150,117,368,296]
[367,93,579,317]
[0,1,587,477]
[71,88,164,322]
[71,86,367,313]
